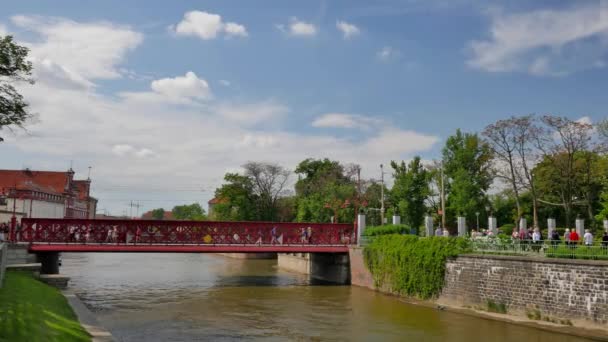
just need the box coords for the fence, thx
[470,238,608,260]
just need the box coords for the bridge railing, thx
[19,218,356,246]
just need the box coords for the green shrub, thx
[487,300,507,314]
[499,223,515,232]
[363,224,410,236]
[363,234,471,299]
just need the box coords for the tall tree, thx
[213,173,258,221]
[0,36,34,142]
[535,116,595,227]
[483,117,524,221]
[390,156,430,230]
[172,203,207,220]
[243,162,290,221]
[442,129,493,227]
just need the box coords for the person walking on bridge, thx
[270,226,278,245]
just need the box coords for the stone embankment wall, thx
[278,252,350,284]
[0,243,7,287]
[440,255,608,324]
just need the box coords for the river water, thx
[61,253,593,342]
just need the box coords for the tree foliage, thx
[213,173,258,221]
[172,203,207,220]
[150,208,165,220]
[390,156,429,229]
[0,36,34,142]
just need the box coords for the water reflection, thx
[61,253,593,342]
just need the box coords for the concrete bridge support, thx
[37,252,60,275]
[278,252,350,284]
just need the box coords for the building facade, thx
[0,168,97,223]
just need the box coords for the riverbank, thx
[0,270,91,341]
[350,245,608,341]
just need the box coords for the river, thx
[60,253,593,342]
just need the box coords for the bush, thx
[363,234,471,299]
[499,223,515,232]
[363,224,410,236]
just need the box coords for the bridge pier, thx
[37,252,60,275]
[278,252,350,284]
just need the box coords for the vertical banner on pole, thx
[604,220,608,232]
[575,219,585,237]
[547,218,556,237]
[392,215,401,225]
[488,217,497,235]
[425,216,434,237]
[457,217,466,237]
[519,218,527,232]
[357,214,366,246]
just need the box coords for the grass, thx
[0,271,91,342]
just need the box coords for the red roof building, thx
[0,168,97,222]
[140,210,174,220]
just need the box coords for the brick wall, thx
[441,254,608,324]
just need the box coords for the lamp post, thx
[380,164,385,226]
[475,211,480,230]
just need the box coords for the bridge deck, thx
[28,244,350,253]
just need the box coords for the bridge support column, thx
[310,253,350,285]
[37,252,60,275]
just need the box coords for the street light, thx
[475,211,480,230]
[380,164,385,226]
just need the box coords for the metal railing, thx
[470,238,608,260]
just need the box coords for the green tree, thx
[172,203,207,220]
[390,156,429,230]
[213,173,258,221]
[293,158,358,223]
[442,129,493,227]
[150,208,165,220]
[243,162,290,221]
[1,36,34,142]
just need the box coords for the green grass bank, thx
[0,271,90,342]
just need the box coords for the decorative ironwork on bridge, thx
[19,218,356,248]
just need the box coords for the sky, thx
[1,0,607,216]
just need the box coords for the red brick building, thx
[0,168,97,222]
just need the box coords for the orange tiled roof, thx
[141,210,174,220]
[73,180,90,200]
[208,197,227,204]
[0,169,70,195]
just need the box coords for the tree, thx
[535,116,595,227]
[213,173,258,221]
[243,162,290,221]
[172,203,207,220]
[150,208,165,220]
[483,117,524,220]
[0,36,34,142]
[390,156,429,230]
[442,129,493,227]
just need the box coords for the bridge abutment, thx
[37,252,60,275]
[278,252,350,284]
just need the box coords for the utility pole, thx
[440,161,446,228]
[380,164,385,226]
[128,201,141,219]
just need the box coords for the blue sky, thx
[1,0,607,215]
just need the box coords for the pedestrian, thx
[511,228,519,240]
[532,228,542,252]
[270,226,278,245]
[135,227,142,244]
[0,224,5,242]
[307,226,313,244]
[564,228,571,246]
[255,230,263,245]
[105,226,113,243]
[443,228,449,237]
[300,227,307,243]
[602,231,608,247]
[435,226,443,237]
[551,229,560,246]
[570,229,580,248]
[583,229,593,247]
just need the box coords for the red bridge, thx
[18,218,357,253]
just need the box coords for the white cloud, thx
[171,11,248,40]
[468,4,608,76]
[336,20,360,39]
[216,100,288,125]
[277,18,317,37]
[219,80,231,87]
[11,15,142,82]
[120,71,211,105]
[0,23,7,36]
[112,144,156,159]
[312,113,381,129]
[377,46,399,62]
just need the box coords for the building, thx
[0,168,97,223]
